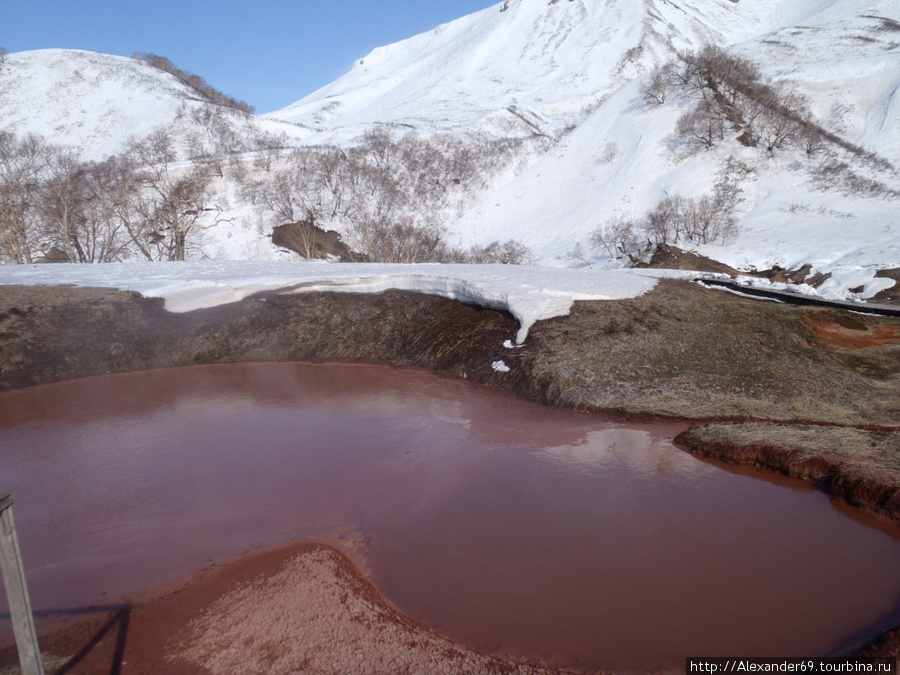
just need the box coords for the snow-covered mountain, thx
[0,0,898,300]
[449,0,900,271]
[264,0,833,140]
[0,49,305,160]
[263,0,900,293]
[0,49,193,160]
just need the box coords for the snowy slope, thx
[0,50,195,160]
[255,0,900,297]
[0,49,306,160]
[0,0,897,304]
[263,0,828,139]
[447,0,900,284]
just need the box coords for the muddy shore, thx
[1,278,899,669]
[2,543,580,675]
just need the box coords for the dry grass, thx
[520,280,900,425]
[683,423,900,475]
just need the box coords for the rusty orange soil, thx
[3,542,592,675]
[803,315,900,349]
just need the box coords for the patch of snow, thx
[0,261,682,343]
[492,360,511,373]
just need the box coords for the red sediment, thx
[803,316,900,350]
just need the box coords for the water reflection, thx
[1,363,899,671]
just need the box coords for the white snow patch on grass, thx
[492,360,511,373]
[0,261,681,343]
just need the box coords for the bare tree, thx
[641,66,673,105]
[133,52,254,114]
[467,239,533,264]
[272,220,323,260]
[251,130,525,265]
[79,156,143,262]
[675,100,726,150]
[686,195,736,244]
[799,122,827,158]
[252,131,289,173]
[127,129,225,261]
[39,148,89,262]
[590,215,644,261]
[0,132,51,263]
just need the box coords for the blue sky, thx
[1,0,495,114]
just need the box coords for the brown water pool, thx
[1,363,899,670]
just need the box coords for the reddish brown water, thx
[1,363,900,670]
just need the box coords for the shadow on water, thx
[1,605,130,675]
[829,597,900,657]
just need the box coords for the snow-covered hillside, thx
[264,0,828,140]
[445,0,900,276]
[0,49,305,161]
[267,0,898,298]
[0,49,192,160]
[0,0,898,303]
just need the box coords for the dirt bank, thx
[675,423,900,521]
[3,279,899,425]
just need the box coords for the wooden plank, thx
[0,498,45,675]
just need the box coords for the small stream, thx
[1,363,899,670]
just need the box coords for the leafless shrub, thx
[873,16,900,32]
[590,215,646,262]
[134,52,254,114]
[645,196,687,245]
[667,47,824,157]
[675,99,726,151]
[686,194,737,244]
[565,242,591,266]
[798,122,827,158]
[466,239,533,264]
[186,103,255,177]
[756,87,811,152]
[250,129,524,264]
[811,160,900,198]
[252,131,289,173]
[591,168,740,265]
[646,189,737,247]
[640,65,675,105]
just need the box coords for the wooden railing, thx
[0,494,44,675]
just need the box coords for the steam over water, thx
[2,363,899,670]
